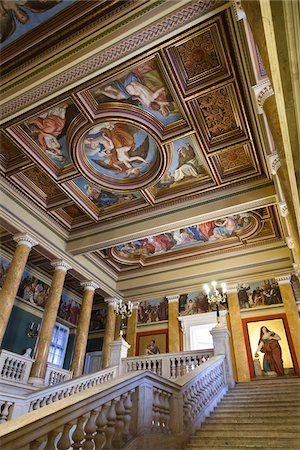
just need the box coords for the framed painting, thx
[242,314,299,378]
[136,329,168,356]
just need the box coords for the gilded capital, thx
[51,259,72,273]
[13,233,38,248]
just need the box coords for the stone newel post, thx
[210,325,235,388]
[0,233,38,346]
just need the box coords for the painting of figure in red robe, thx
[246,317,295,378]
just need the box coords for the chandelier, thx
[114,300,133,339]
[203,281,227,326]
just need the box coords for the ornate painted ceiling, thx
[0,0,290,286]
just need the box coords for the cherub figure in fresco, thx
[94,60,175,118]
[0,0,62,43]
[26,103,68,162]
[86,123,151,177]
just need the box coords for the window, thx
[47,323,69,368]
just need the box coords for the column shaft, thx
[278,282,300,374]
[126,307,138,357]
[227,291,251,382]
[167,297,180,353]
[71,286,95,377]
[0,234,37,346]
[114,315,122,340]
[102,302,116,368]
[30,265,69,382]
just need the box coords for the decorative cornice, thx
[80,281,99,292]
[275,275,291,285]
[166,294,180,303]
[268,152,281,175]
[51,259,72,273]
[279,201,289,217]
[13,233,38,249]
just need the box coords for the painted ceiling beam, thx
[66,184,277,254]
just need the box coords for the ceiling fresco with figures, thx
[0,1,286,274]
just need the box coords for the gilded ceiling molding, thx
[268,152,281,175]
[0,0,220,122]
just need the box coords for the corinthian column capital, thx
[80,281,99,292]
[252,80,274,114]
[51,259,72,273]
[13,233,38,248]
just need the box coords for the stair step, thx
[210,411,300,418]
[186,437,300,448]
[205,416,300,424]
[199,423,300,432]
[220,399,300,405]
[215,406,299,412]
[192,430,300,439]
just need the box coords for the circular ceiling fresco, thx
[73,120,165,191]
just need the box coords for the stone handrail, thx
[0,349,34,384]
[0,365,118,423]
[122,349,214,378]
[0,356,228,450]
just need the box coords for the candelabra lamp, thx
[203,281,227,327]
[114,300,133,339]
[26,322,40,338]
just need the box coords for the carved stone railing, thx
[0,350,34,384]
[0,366,118,423]
[44,364,72,386]
[0,356,228,450]
[122,349,213,378]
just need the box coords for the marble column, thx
[114,315,122,340]
[71,281,98,378]
[0,233,38,346]
[102,298,117,369]
[167,294,180,353]
[126,302,139,357]
[29,259,71,384]
[226,285,251,382]
[276,275,300,375]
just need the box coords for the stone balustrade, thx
[122,349,213,378]
[0,355,227,450]
[44,364,72,386]
[0,350,34,384]
[0,365,118,422]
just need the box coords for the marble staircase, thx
[186,378,300,449]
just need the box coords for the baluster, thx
[30,436,47,450]
[122,391,133,442]
[94,403,109,450]
[57,422,74,450]
[103,399,117,449]
[45,428,62,450]
[82,410,98,450]
[113,395,126,448]
[71,414,88,449]
[0,401,13,423]
[152,388,160,431]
